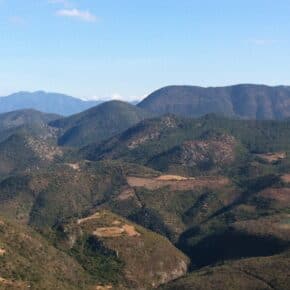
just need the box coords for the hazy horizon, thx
[2,82,290,102]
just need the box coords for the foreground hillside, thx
[138,84,290,119]
[0,210,188,289]
[1,108,290,289]
[160,251,290,290]
[0,216,93,290]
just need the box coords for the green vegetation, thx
[160,251,290,290]
[69,234,124,284]
[51,100,153,147]
[138,84,290,120]
[83,114,290,171]
[1,109,290,289]
[0,109,59,143]
[0,216,93,290]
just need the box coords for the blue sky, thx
[0,0,289,100]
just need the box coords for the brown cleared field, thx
[233,214,290,241]
[116,187,136,201]
[95,285,113,290]
[259,187,290,203]
[93,224,140,238]
[77,212,101,224]
[256,152,286,163]
[127,175,230,191]
[282,174,290,183]
[156,175,189,181]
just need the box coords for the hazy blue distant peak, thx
[0,91,102,116]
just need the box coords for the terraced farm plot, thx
[127,175,230,191]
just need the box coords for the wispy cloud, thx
[56,8,97,22]
[85,93,144,102]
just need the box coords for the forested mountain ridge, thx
[138,84,290,119]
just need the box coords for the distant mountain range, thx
[3,84,290,119]
[138,84,290,119]
[0,91,101,116]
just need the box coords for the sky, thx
[0,0,290,101]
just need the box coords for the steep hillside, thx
[160,251,290,290]
[0,168,190,289]
[0,161,156,226]
[0,109,59,143]
[51,100,153,147]
[0,133,63,179]
[138,84,290,119]
[51,210,189,289]
[0,91,100,116]
[0,216,93,290]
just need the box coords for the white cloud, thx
[56,8,97,22]
[85,93,144,102]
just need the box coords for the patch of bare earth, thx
[117,187,136,201]
[127,175,230,191]
[93,224,140,238]
[278,223,290,230]
[112,220,121,225]
[279,214,290,230]
[128,132,160,149]
[25,137,63,161]
[77,212,101,225]
[95,285,113,290]
[122,224,140,237]
[282,174,290,183]
[66,163,81,171]
[93,227,124,238]
[256,152,286,163]
[259,188,290,203]
[0,277,27,288]
[179,134,237,166]
[0,248,6,256]
[156,175,189,181]
[234,215,290,241]
[127,116,177,149]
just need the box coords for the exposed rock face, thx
[128,131,160,149]
[179,134,236,167]
[25,136,63,161]
[127,116,178,150]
